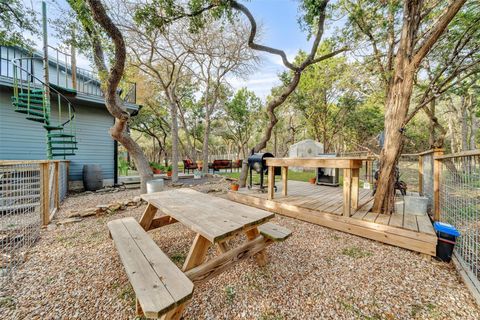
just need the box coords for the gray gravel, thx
[1,180,479,319]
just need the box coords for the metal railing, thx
[1,46,137,104]
[0,160,69,284]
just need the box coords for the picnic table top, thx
[141,189,275,243]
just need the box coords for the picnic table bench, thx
[108,188,291,319]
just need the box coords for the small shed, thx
[288,139,324,171]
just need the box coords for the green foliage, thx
[0,0,39,47]
[118,157,130,176]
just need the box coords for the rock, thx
[172,183,184,187]
[96,204,109,212]
[108,203,122,211]
[78,208,97,217]
[47,224,57,231]
[66,210,80,218]
[133,196,142,203]
[56,217,83,225]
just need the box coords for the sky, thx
[27,0,322,100]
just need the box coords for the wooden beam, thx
[281,166,288,197]
[266,157,365,169]
[351,168,359,209]
[183,233,211,272]
[343,168,352,217]
[433,148,444,221]
[185,236,271,284]
[245,227,267,266]
[267,166,275,200]
[418,155,423,195]
[40,162,50,225]
[149,216,177,231]
[139,203,158,231]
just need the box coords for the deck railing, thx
[0,160,69,283]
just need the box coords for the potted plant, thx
[231,182,240,191]
[166,165,173,177]
[193,169,202,180]
[308,177,317,184]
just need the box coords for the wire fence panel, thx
[422,153,434,213]
[439,154,480,292]
[59,162,68,202]
[0,163,42,285]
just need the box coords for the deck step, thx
[48,146,78,150]
[14,109,47,118]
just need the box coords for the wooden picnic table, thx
[133,188,290,318]
[265,157,367,217]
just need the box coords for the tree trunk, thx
[428,99,436,148]
[372,65,416,214]
[169,101,180,182]
[202,111,211,175]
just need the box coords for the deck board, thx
[228,181,436,256]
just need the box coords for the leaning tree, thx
[67,0,153,192]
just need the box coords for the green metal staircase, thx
[11,58,78,159]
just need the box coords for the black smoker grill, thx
[247,152,280,192]
[316,153,339,187]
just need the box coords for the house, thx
[0,45,140,189]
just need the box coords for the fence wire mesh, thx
[422,153,434,212]
[439,154,480,290]
[0,163,41,285]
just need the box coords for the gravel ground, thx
[1,178,479,319]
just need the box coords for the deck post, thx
[343,168,352,217]
[267,166,275,200]
[418,155,423,195]
[433,148,444,221]
[281,166,288,197]
[351,168,359,209]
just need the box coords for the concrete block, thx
[404,195,428,216]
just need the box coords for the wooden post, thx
[281,166,288,197]
[433,149,444,221]
[245,227,267,267]
[54,161,59,209]
[40,162,50,225]
[343,168,352,217]
[351,168,359,209]
[267,166,275,200]
[418,155,423,195]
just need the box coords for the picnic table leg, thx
[164,234,211,320]
[139,203,158,231]
[267,166,275,200]
[343,168,352,217]
[351,168,359,210]
[245,227,267,266]
[216,241,230,254]
[281,166,288,197]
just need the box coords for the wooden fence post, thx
[39,162,50,226]
[418,155,423,195]
[433,149,444,221]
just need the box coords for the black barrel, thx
[83,164,103,191]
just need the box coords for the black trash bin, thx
[433,221,460,262]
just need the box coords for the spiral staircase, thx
[11,58,77,159]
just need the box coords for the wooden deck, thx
[228,181,437,255]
